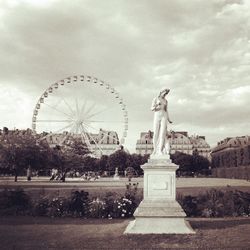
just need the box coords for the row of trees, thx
[0,129,210,181]
[172,151,211,176]
[0,130,149,181]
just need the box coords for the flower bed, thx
[0,185,249,218]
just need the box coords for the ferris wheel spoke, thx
[80,124,104,155]
[51,122,74,134]
[79,99,88,118]
[76,122,82,134]
[39,122,74,141]
[85,105,120,120]
[79,125,93,150]
[87,120,124,123]
[51,96,64,110]
[58,123,76,145]
[75,98,80,116]
[36,119,73,123]
[43,103,73,119]
[83,101,97,118]
[62,97,75,117]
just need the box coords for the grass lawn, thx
[1,177,250,201]
[0,216,249,249]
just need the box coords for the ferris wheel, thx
[32,75,128,156]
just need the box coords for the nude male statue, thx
[151,88,173,155]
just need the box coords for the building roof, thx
[170,132,191,144]
[211,135,250,153]
[136,130,210,149]
[189,135,210,148]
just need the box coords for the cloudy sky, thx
[1,0,250,152]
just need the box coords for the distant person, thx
[50,168,55,181]
[27,166,32,181]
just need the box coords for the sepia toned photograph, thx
[0,0,250,249]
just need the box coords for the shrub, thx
[117,197,136,218]
[47,197,70,217]
[69,190,89,217]
[178,195,198,217]
[179,188,250,217]
[32,198,49,216]
[103,192,120,219]
[88,198,106,218]
[103,196,136,219]
[125,182,142,206]
[232,190,250,216]
[0,188,31,215]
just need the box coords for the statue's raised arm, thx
[151,88,172,156]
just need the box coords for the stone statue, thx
[151,88,172,155]
[113,167,120,180]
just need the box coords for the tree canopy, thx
[0,128,211,181]
[0,129,51,181]
[171,151,210,176]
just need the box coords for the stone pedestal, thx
[124,155,195,234]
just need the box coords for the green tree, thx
[66,137,90,156]
[126,153,148,176]
[171,151,210,176]
[171,152,193,176]
[95,155,109,173]
[192,150,210,174]
[107,149,129,173]
[81,155,97,172]
[49,138,90,182]
[0,129,51,182]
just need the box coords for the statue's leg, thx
[152,118,160,154]
[158,118,167,154]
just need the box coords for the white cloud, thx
[0,0,250,151]
[0,84,33,129]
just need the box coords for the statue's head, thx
[159,88,170,97]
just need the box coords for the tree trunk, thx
[61,173,66,182]
[14,172,17,182]
[27,166,32,181]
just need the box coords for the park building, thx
[211,135,250,180]
[135,130,211,160]
[0,127,120,158]
[91,128,120,157]
[39,128,120,157]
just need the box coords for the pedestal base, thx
[125,218,194,234]
[124,200,195,234]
